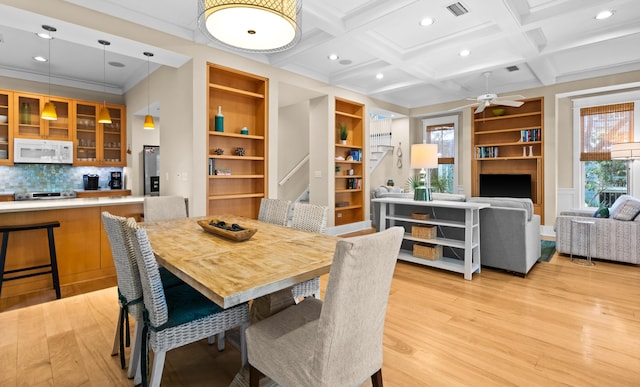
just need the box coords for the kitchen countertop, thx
[0,196,144,214]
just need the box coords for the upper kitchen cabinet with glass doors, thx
[13,92,72,141]
[74,101,126,166]
[0,89,12,165]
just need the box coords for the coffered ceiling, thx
[1,0,639,110]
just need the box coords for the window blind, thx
[580,102,634,161]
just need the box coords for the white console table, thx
[373,198,489,280]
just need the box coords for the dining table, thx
[142,215,339,320]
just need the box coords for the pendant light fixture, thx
[98,39,112,124]
[41,25,57,121]
[143,51,155,130]
[198,0,302,53]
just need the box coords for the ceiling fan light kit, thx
[198,0,302,53]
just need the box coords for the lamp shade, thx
[411,144,439,169]
[98,106,112,124]
[611,142,640,160]
[41,101,57,120]
[199,0,302,52]
[144,114,155,130]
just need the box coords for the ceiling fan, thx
[452,72,524,114]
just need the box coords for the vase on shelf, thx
[214,105,224,132]
[529,145,534,157]
[522,146,527,157]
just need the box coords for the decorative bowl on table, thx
[197,219,257,241]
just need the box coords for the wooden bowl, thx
[197,219,257,241]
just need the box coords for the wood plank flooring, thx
[1,247,639,386]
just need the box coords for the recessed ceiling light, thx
[459,49,470,57]
[376,73,384,80]
[419,17,434,27]
[595,10,614,20]
[33,56,47,62]
[328,53,339,60]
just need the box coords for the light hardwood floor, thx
[1,247,639,386]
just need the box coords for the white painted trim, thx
[326,220,372,236]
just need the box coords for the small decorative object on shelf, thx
[529,145,534,157]
[215,148,224,155]
[387,179,394,186]
[215,105,224,132]
[522,146,527,157]
[20,102,30,125]
[235,147,245,156]
[339,123,348,144]
[240,127,249,135]
[215,169,231,175]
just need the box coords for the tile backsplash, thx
[0,164,124,193]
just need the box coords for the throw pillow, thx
[610,196,640,221]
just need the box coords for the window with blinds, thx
[426,124,455,164]
[580,102,634,161]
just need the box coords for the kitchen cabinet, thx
[74,101,126,166]
[206,63,268,218]
[13,91,73,140]
[471,97,544,223]
[0,89,12,165]
[334,97,365,226]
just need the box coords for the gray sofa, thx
[372,192,541,275]
[468,197,541,276]
[555,195,640,264]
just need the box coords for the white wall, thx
[278,101,310,201]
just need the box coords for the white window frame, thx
[421,115,459,193]
[572,90,640,208]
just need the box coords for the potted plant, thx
[338,124,348,144]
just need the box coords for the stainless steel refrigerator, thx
[143,145,160,196]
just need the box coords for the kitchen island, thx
[0,197,143,299]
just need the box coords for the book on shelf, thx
[475,146,499,158]
[520,128,541,142]
[208,158,216,175]
[214,169,231,175]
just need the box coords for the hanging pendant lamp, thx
[143,52,155,130]
[41,25,57,121]
[198,0,302,53]
[98,39,112,124]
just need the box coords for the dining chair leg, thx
[127,321,143,379]
[371,369,383,387]
[240,323,248,366]
[217,332,225,351]
[249,364,262,387]
[111,315,120,357]
[149,350,166,387]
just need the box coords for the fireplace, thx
[479,174,532,199]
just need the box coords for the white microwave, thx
[14,138,74,164]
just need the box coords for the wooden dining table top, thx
[142,215,339,308]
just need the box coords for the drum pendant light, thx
[198,0,302,53]
[143,52,155,130]
[41,25,57,121]
[98,39,112,124]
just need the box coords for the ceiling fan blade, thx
[448,102,480,111]
[496,95,525,100]
[494,99,524,107]
[475,102,488,114]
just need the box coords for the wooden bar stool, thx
[0,221,62,299]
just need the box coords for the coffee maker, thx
[109,171,122,189]
[83,174,99,190]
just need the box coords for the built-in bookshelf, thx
[471,97,545,223]
[206,63,268,218]
[334,97,365,226]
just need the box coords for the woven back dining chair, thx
[258,198,291,226]
[102,211,185,383]
[290,202,329,300]
[246,227,404,387]
[143,195,188,222]
[124,218,250,387]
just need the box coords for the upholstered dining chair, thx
[258,198,291,226]
[246,226,404,387]
[124,217,250,387]
[289,202,329,300]
[102,211,185,381]
[143,195,188,222]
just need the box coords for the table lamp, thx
[611,141,640,194]
[411,144,439,201]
